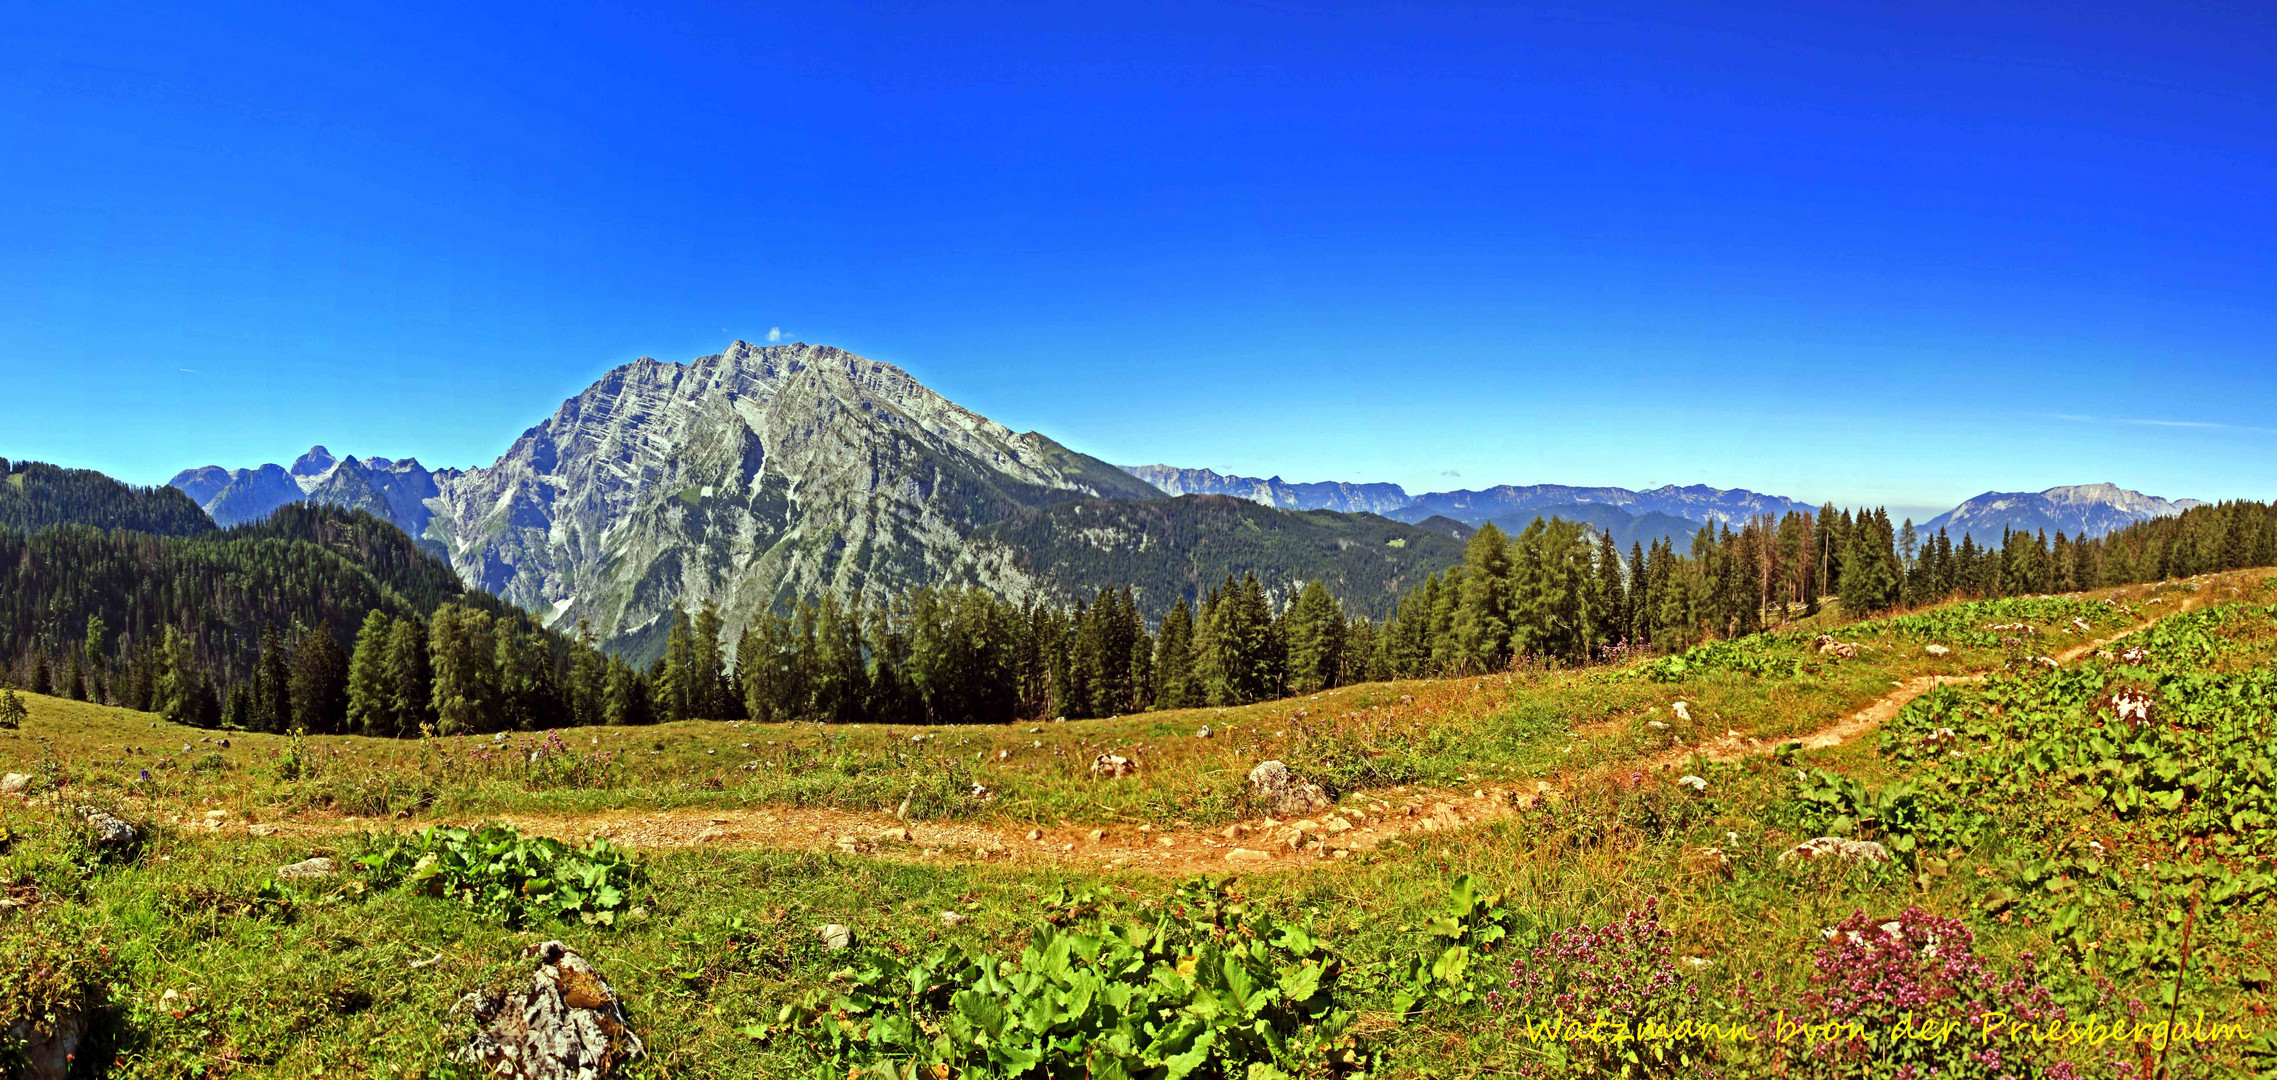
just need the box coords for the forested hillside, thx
[7,454,2271,739]
[0,458,216,536]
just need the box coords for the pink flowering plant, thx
[1749,906,2076,1080]
[1488,897,1715,1077]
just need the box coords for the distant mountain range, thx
[172,445,448,554]
[1114,465,2206,552]
[1922,484,2206,545]
[156,338,2208,655]
[1116,465,1411,515]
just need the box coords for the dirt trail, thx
[186,592,2214,873]
[1636,594,2204,769]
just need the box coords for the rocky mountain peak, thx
[291,445,337,477]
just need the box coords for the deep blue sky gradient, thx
[4,1,2272,517]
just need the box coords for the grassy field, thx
[4,572,2273,1077]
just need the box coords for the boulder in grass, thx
[276,856,337,880]
[1090,754,1137,779]
[453,941,643,1079]
[1777,836,1892,866]
[1247,760,1330,817]
[83,810,137,851]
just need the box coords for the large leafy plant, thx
[358,823,643,927]
[764,877,1357,1079]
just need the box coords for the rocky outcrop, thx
[453,941,643,1079]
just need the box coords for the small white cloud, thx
[766,326,783,343]
[179,367,197,373]
[1440,469,1461,478]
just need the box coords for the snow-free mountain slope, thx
[418,341,1163,657]
[1922,483,2203,545]
[1392,482,1816,528]
[1116,465,1409,515]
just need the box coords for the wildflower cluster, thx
[1759,907,2074,1080]
[1490,896,1708,1076]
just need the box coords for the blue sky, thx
[4,1,2272,518]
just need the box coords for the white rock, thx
[1777,836,1892,866]
[276,856,336,880]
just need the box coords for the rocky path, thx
[181,596,2207,874]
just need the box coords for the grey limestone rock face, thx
[1117,465,1411,515]
[420,341,1157,658]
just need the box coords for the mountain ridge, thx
[1922,483,2205,545]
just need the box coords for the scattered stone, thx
[874,826,912,843]
[818,924,854,951]
[1026,829,1043,841]
[275,856,337,880]
[1247,760,1329,817]
[831,836,859,855]
[1671,701,1692,723]
[1221,823,1249,839]
[1324,816,1353,833]
[1924,644,1951,657]
[452,940,644,1079]
[1678,775,1709,792]
[248,823,279,837]
[0,773,29,797]
[84,810,137,851]
[1195,726,1213,739]
[1087,829,1108,843]
[2031,656,2060,669]
[939,911,966,927]
[1778,836,1893,866]
[2119,645,2151,664]
[1090,754,1137,779]
[1646,720,1668,730]
[1814,636,1860,658]
[1225,848,1271,863]
[2071,617,2093,634]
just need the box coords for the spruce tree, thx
[1282,580,1344,695]
[386,615,432,736]
[1152,598,1196,710]
[1450,523,1515,673]
[345,610,394,736]
[290,625,350,735]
